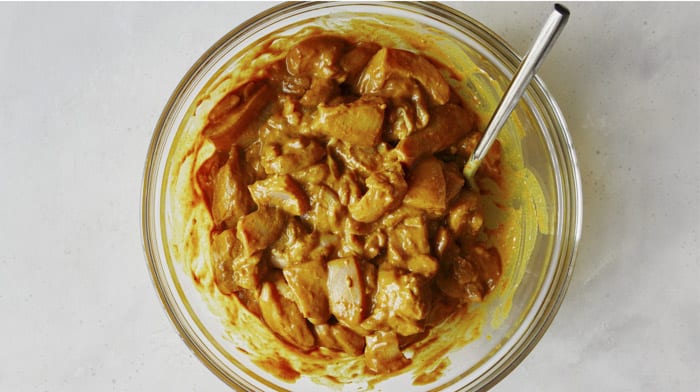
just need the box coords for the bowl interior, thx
[143,2,580,391]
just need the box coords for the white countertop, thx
[1,2,698,391]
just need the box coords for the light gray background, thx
[1,2,698,391]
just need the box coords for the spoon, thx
[463,4,570,187]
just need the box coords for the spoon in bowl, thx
[463,4,570,188]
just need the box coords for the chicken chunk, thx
[286,35,348,80]
[210,229,239,295]
[348,162,407,223]
[384,266,432,335]
[248,174,310,216]
[448,191,483,237]
[375,78,431,131]
[385,103,416,142]
[231,252,265,291]
[396,104,475,164]
[327,257,368,327]
[303,184,345,233]
[363,230,387,260]
[328,139,383,178]
[340,41,381,86]
[259,280,316,351]
[437,251,484,303]
[386,216,431,264]
[211,148,255,228]
[361,265,432,336]
[433,225,454,259]
[236,206,287,256]
[442,162,466,204]
[314,323,338,351]
[289,162,330,185]
[260,136,326,175]
[314,323,365,356]
[210,228,267,292]
[269,218,334,269]
[470,245,502,293]
[364,331,410,373]
[406,255,439,279]
[300,78,339,107]
[203,80,274,151]
[283,259,330,325]
[311,98,386,147]
[403,156,447,213]
[332,171,363,207]
[357,47,450,105]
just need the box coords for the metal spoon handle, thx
[464,4,570,179]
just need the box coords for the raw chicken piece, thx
[396,104,475,164]
[259,280,316,351]
[327,256,368,327]
[364,330,410,373]
[403,156,447,213]
[283,259,330,325]
[248,174,310,216]
[311,98,386,147]
[236,206,287,256]
[357,47,450,105]
[203,81,274,151]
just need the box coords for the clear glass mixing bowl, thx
[142,2,582,391]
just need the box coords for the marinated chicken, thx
[196,35,503,374]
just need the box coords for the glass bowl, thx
[142,2,582,391]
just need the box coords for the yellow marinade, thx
[164,15,544,386]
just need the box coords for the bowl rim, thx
[141,1,583,391]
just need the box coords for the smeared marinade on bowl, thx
[165,17,532,387]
